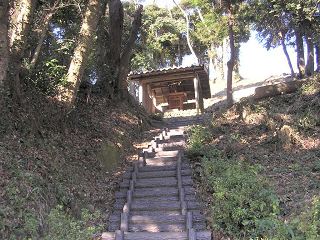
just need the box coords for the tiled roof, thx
[128,65,207,79]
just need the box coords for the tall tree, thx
[305,35,314,76]
[248,0,295,76]
[295,27,306,77]
[58,0,103,109]
[225,0,236,106]
[0,0,9,91]
[117,5,143,99]
[8,0,37,101]
[174,0,199,63]
[109,0,124,96]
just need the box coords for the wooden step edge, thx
[122,169,192,179]
[114,194,196,202]
[101,230,211,240]
[109,213,206,224]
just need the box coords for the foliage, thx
[201,151,283,238]
[293,197,320,240]
[131,5,187,71]
[28,59,67,95]
[186,125,212,156]
[45,206,103,240]
[187,120,320,239]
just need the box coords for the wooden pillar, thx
[147,84,156,113]
[195,73,204,114]
[193,77,200,114]
[193,75,204,114]
[142,83,153,113]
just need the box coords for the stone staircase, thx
[102,126,211,240]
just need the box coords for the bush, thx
[45,206,102,240]
[294,197,320,240]
[187,125,319,239]
[202,155,282,239]
[187,125,211,156]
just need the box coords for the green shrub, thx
[187,125,211,156]
[187,124,319,239]
[294,197,320,240]
[45,206,102,240]
[202,156,281,239]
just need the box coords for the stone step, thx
[102,231,211,240]
[153,150,180,158]
[137,164,191,172]
[123,169,192,179]
[108,222,207,232]
[113,200,202,211]
[115,186,196,198]
[144,160,178,167]
[115,194,196,202]
[109,211,206,224]
[120,176,192,188]
[110,210,203,219]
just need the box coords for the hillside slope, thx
[188,75,319,239]
[0,95,152,239]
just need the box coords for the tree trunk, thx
[226,1,235,107]
[109,0,124,96]
[8,0,37,102]
[280,33,294,77]
[58,0,102,109]
[305,36,314,76]
[295,28,305,78]
[95,1,110,94]
[233,44,241,81]
[29,6,57,70]
[315,43,320,72]
[0,0,9,91]
[117,5,143,99]
[173,0,199,64]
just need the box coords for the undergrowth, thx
[187,125,320,239]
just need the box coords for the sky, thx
[141,0,298,81]
[239,32,297,81]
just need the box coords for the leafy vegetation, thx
[1,0,320,238]
[45,206,102,240]
[187,77,320,239]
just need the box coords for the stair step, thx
[143,160,177,167]
[154,150,180,157]
[115,194,196,202]
[102,231,211,240]
[113,200,202,211]
[137,164,191,172]
[120,176,192,188]
[115,186,196,198]
[129,223,187,232]
[109,212,206,224]
[123,169,192,179]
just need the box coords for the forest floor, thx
[0,94,159,239]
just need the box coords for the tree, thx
[248,0,295,76]
[7,0,37,102]
[0,0,9,91]
[131,4,188,71]
[174,0,199,63]
[58,0,103,109]
[225,0,236,106]
[117,4,143,99]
